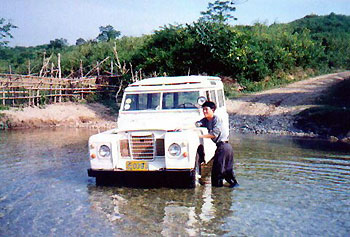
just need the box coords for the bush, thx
[1,13,349,96]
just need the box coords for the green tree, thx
[199,0,238,23]
[0,18,17,46]
[48,38,68,49]
[97,25,121,42]
[75,38,86,46]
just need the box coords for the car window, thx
[162,91,199,109]
[217,89,224,107]
[210,90,217,104]
[123,93,160,111]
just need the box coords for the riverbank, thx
[0,102,117,129]
[1,72,350,143]
[227,71,350,143]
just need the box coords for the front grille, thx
[120,139,130,157]
[120,134,165,159]
[130,134,155,159]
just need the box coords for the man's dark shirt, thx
[198,115,229,144]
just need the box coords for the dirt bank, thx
[226,71,350,137]
[0,102,117,129]
[1,72,349,136]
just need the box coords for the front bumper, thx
[87,168,195,187]
[87,168,192,177]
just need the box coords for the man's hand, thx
[199,134,215,139]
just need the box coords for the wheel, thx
[189,153,202,188]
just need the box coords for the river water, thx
[0,128,349,236]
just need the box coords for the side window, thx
[210,90,217,104]
[217,89,224,107]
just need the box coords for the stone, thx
[341,137,350,144]
[329,136,339,142]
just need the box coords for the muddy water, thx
[1,128,349,236]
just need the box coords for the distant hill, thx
[1,13,349,90]
[290,12,350,35]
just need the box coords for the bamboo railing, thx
[0,74,121,106]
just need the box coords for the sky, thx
[1,0,350,47]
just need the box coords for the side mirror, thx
[197,96,207,106]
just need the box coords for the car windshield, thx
[123,93,161,111]
[162,91,199,109]
[122,91,200,111]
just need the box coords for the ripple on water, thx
[1,129,350,236]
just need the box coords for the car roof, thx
[125,75,223,92]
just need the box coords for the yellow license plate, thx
[126,161,149,171]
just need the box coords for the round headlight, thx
[99,145,111,157]
[168,143,181,157]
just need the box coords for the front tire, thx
[189,153,202,188]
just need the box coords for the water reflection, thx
[87,181,235,236]
[1,129,350,236]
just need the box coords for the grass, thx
[0,112,10,129]
[224,67,327,99]
[0,105,10,111]
[85,93,119,114]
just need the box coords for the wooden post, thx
[96,61,100,77]
[39,52,46,77]
[32,89,35,106]
[28,60,31,75]
[130,63,134,82]
[110,59,113,76]
[59,83,62,103]
[9,65,12,74]
[51,63,54,77]
[36,89,40,106]
[54,85,57,103]
[84,57,109,77]
[80,60,83,78]
[113,43,122,73]
[58,53,61,79]
[28,88,31,106]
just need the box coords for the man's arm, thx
[199,117,220,140]
[199,133,215,139]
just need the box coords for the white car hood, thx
[117,110,202,131]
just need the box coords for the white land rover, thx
[87,75,229,187]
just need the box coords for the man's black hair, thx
[202,101,216,111]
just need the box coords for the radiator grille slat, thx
[121,133,165,159]
[130,134,155,160]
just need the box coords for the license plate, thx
[126,161,149,171]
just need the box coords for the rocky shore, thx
[226,71,350,143]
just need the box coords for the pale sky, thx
[1,0,350,47]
